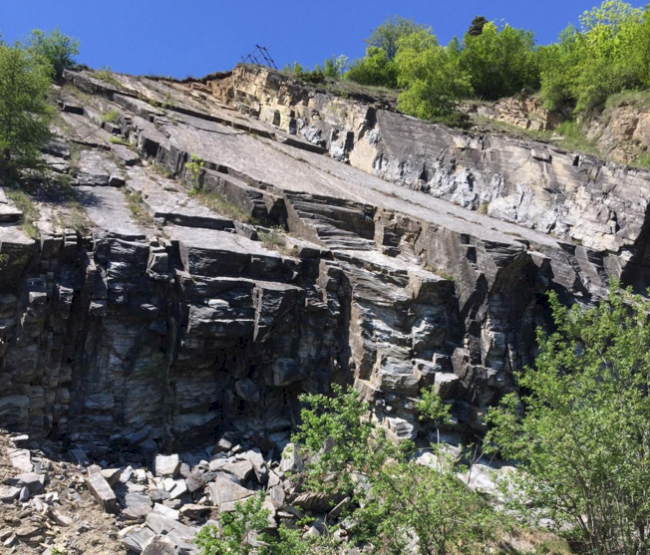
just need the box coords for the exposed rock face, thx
[1,64,650,455]
[461,92,568,132]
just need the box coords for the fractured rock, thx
[86,472,118,513]
[155,454,181,478]
[207,476,256,512]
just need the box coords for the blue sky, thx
[0,0,646,78]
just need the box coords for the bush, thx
[26,27,80,82]
[294,384,498,555]
[394,30,473,119]
[538,1,649,113]
[364,15,429,60]
[459,21,539,100]
[345,47,398,88]
[0,41,55,177]
[195,492,270,555]
[488,284,650,555]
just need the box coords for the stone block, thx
[86,472,117,513]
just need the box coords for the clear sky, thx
[0,0,646,78]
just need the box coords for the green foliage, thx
[538,1,650,113]
[552,120,600,155]
[288,2,650,121]
[395,29,473,119]
[459,21,539,100]
[95,66,122,88]
[0,41,54,178]
[488,284,650,555]
[294,384,498,555]
[416,385,452,425]
[188,187,257,224]
[195,492,271,555]
[346,16,428,88]
[284,57,347,84]
[345,46,398,88]
[6,187,38,238]
[26,27,79,81]
[364,15,429,60]
[195,493,339,555]
[125,189,154,226]
[322,55,348,79]
[101,109,120,123]
[258,227,287,251]
[185,153,204,187]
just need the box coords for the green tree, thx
[0,41,55,177]
[294,384,497,555]
[364,15,428,60]
[26,27,80,82]
[345,46,398,88]
[488,285,650,555]
[459,21,539,100]
[537,25,581,110]
[538,1,648,112]
[322,55,348,79]
[394,29,473,119]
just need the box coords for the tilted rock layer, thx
[2,64,650,456]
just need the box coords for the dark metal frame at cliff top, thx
[241,45,278,70]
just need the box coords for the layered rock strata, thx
[1,65,649,455]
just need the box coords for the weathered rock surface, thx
[1,63,650,463]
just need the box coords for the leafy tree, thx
[26,27,80,82]
[0,41,55,177]
[536,25,581,110]
[394,29,473,119]
[459,21,539,100]
[538,1,648,112]
[345,46,398,87]
[294,384,497,555]
[322,55,348,79]
[364,15,428,60]
[488,284,650,555]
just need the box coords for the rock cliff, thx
[1,63,650,459]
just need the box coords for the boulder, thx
[155,455,181,478]
[207,476,256,512]
[142,535,179,555]
[86,472,118,513]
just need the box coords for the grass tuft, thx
[125,189,154,226]
[189,188,258,224]
[101,109,120,123]
[6,188,39,238]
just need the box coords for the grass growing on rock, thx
[94,67,123,89]
[189,188,258,225]
[125,189,154,226]
[101,109,120,123]
[258,226,294,256]
[473,116,601,157]
[6,188,39,238]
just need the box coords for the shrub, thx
[364,15,429,60]
[0,41,55,177]
[294,384,498,555]
[538,1,649,113]
[459,21,539,100]
[394,29,473,119]
[488,284,650,555]
[26,27,79,82]
[345,47,398,88]
[195,492,270,555]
